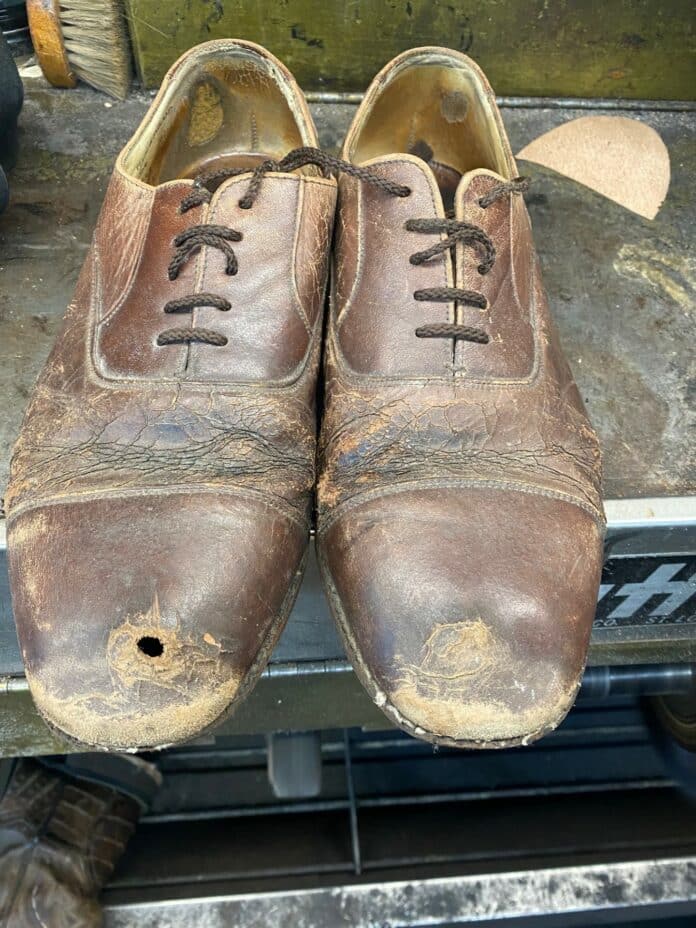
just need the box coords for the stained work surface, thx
[1,80,694,502]
[123,0,696,100]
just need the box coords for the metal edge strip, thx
[604,496,696,528]
[103,856,696,926]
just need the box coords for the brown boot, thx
[0,759,147,927]
[317,48,605,748]
[5,40,337,750]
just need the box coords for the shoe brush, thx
[26,0,132,100]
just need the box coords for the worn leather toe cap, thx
[8,491,307,750]
[319,487,604,747]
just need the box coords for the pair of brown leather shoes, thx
[6,40,605,752]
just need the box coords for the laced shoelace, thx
[158,147,408,347]
[157,145,528,349]
[407,176,530,344]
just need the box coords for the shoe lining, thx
[122,45,314,185]
[348,53,512,181]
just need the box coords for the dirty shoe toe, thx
[9,494,306,749]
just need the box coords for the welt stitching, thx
[318,478,606,532]
[6,484,310,529]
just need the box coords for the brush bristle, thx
[58,0,132,99]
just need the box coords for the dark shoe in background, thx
[317,48,605,749]
[0,755,159,927]
[0,26,23,213]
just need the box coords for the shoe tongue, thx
[408,140,462,213]
[180,151,274,181]
[396,143,510,217]
[358,151,448,217]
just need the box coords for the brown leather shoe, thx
[5,40,337,750]
[317,48,605,748]
[0,758,148,927]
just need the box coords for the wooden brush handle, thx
[26,0,77,89]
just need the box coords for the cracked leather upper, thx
[317,48,605,748]
[319,158,602,520]
[5,40,336,750]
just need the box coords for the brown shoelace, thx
[408,176,530,344]
[158,147,408,347]
[157,146,528,349]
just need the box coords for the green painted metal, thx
[123,0,695,100]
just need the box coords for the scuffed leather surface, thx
[0,760,139,928]
[321,488,603,745]
[9,493,307,749]
[317,48,605,747]
[7,172,336,519]
[93,172,153,321]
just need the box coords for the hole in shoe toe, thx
[137,636,164,658]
